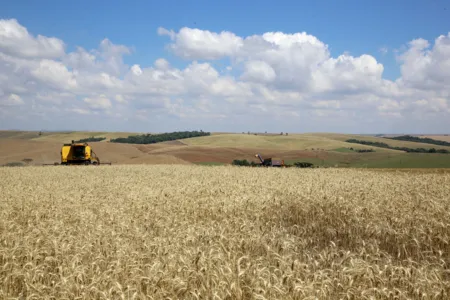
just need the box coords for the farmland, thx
[1,165,449,299]
[2,130,450,168]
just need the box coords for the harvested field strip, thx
[182,133,393,151]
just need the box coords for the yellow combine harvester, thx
[60,140,103,165]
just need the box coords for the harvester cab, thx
[60,140,100,165]
[255,153,285,167]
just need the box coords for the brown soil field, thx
[0,139,192,165]
[0,139,63,165]
[0,139,320,166]
[135,142,325,164]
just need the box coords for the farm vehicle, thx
[255,153,285,167]
[60,140,101,165]
[43,140,111,166]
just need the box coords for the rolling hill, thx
[181,133,399,152]
[314,133,450,151]
[1,130,450,168]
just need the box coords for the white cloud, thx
[31,59,77,90]
[1,18,450,133]
[397,33,450,92]
[157,27,175,40]
[0,19,65,59]
[241,60,276,83]
[131,64,143,76]
[154,58,170,70]
[158,27,243,60]
[0,93,24,106]
[114,94,128,104]
[70,108,91,115]
[83,95,112,110]
[63,39,130,77]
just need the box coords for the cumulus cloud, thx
[158,27,243,60]
[241,60,276,83]
[0,19,65,59]
[154,58,170,70]
[0,93,24,106]
[1,18,450,132]
[83,95,112,110]
[397,33,450,92]
[31,59,78,90]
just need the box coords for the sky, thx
[1,0,450,134]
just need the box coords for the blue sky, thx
[1,0,450,133]
[3,0,449,79]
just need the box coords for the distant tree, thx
[22,158,33,164]
[110,131,210,144]
[385,135,450,147]
[232,159,251,166]
[346,138,449,153]
[4,162,24,167]
[75,136,106,143]
[294,162,314,168]
[355,149,375,153]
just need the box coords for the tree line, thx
[346,139,450,153]
[231,159,315,168]
[74,136,106,143]
[110,130,210,144]
[349,148,375,153]
[384,135,450,147]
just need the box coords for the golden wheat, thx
[0,165,449,299]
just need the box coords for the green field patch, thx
[332,147,355,153]
[332,147,376,153]
[284,152,450,168]
[350,153,450,168]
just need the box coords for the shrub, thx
[3,162,25,167]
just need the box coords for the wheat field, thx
[1,165,449,299]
